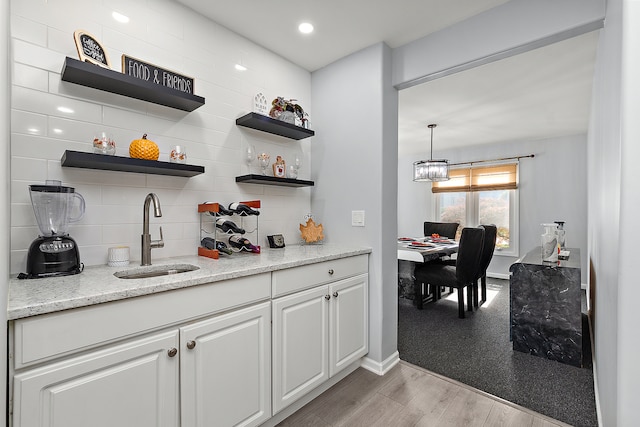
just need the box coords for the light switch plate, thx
[351,210,365,227]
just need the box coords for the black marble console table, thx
[509,247,582,367]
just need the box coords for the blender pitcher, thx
[29,180,85,236]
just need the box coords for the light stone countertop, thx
[8,244,371,320]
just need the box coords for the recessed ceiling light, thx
[298,23,314,34]
[27,128,40,134]
[52,128,63,134]
[235,64,247,71]
[57,106,74,114]
[112,11,130,23]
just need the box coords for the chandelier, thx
[413,123,450,182]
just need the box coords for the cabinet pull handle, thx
[187,340,197,350]
[167,348,178,357]
[325,295,331,300]
[328,269,334,275]
[333,291,339,298]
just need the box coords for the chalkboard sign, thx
[73,30,110,68]
[121,55,194,95]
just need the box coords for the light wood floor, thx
[277,361,571,427]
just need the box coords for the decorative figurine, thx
[300,218,324,243]
[273,155,286,178]
[269,97,308,126]
[253,93,268,116]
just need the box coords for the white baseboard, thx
[586,315,603,427]
[360,351,400,376]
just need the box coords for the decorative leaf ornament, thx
[300,218,324,243]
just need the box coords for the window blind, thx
[432,163,517,193]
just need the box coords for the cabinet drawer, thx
[12,273,271,370]
[272,255,368,297]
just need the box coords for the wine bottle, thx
[215,218,245,234]
[228,235,260,253]
[207,203,233,217]
[228,202,260,216]
[215,241,233,255]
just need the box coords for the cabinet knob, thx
[187,340,197,350]
[328,269,334,275]
[325,295,331,300]
[333,291,339,298]
[167,348,177,357]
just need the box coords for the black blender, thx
[23,180,85,279]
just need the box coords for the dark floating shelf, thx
[61,150,205,177]
[236,112,315,140]
[61,57,205,112]
[236,174,314,187]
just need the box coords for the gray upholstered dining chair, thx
[413,227,485,318]
[423,221,459,239]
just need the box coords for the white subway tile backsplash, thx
[47,26,80,57]
[12,63,49,92]
[13,86,103,123]
[71,225,104,248]
[10,15,47,46]
[12,133,81,161]
[12,158,48,182]
[11,204,36,228]
[12,39,66,73]
[11,110,48,137]
[10,0,312,272]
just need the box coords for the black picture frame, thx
[267,234,285,248]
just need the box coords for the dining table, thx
[397,236,459,301]
[397,236,459,262]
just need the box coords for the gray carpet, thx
[397,279,597,427]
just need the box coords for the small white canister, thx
[108,246,130,267]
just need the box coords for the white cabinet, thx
[10,274,272,427]
[180,302,271,427]
[272,286,329,413]
[13,330,180,427]
[12,302,271,427]
[272,259,368,414]
[9,253,370,426]
[329,275,368,377]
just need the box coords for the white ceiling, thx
[176,0,599,154]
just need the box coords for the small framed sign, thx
[122,55,194,94]
[267,234,285,248]
[73,30,110,68]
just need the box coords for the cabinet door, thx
[13,331,179,427]
[329,274,369,377]
[180,301,271,427]
[272,286,329,414]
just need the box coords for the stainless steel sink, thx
[114,264,199,279]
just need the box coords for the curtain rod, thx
[448,154,535,167]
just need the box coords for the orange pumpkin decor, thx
[129,133,159,160]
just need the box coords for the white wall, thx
[392,0,605,89]
[311,43,399,370]
[398,135,588,281]
[1,0,10,421]
[589,0,640,425]
[9,0,312,273]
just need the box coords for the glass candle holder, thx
[170,146,187,163]
[93,132,116,155]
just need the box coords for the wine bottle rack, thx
[197,203,220,259]
[198,200,261,258]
